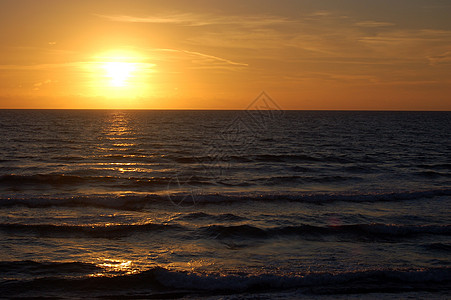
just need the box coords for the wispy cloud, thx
[359,29,451,44]
[179,50,248,67]
[308,11,334,18]
[428,51,451,65]
[355,21,395,28]
[96,13,292,27]
[146,48,248,70]
[0,48,247,74]
[96,13,208,26]
[4,10,450,92]
[358,29,451,64]
[0,62,82,70]
[34,79,54,87]
[283,72,378,84]
[33,79,56,90]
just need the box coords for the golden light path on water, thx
[62,112,218,278]
[100,112,142,179]
[90,259,139,277]
[87,111,173,194]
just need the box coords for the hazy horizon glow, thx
[0,0,450,110]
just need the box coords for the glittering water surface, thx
[0,110,450,298]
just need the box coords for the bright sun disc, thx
[87,50,156,103]
[103,62,136,87]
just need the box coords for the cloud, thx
[96,13,206,26]
[4,10,450,90]
[96,13,292,27]
[33,79,56,90]
[114,10,448,69]
[359,29,451,45]
[428,51,451,65]
[355,21,395,28]
[34,79,52,87]
[147,48,248,69]
[0,48,247,76]
[180,50,248,67]
[283,72,378,84]
[357,29,451,63]
[308,11,333,18]
[0,62,82,70]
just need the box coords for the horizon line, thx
[0,108,450,112]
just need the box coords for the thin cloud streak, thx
[0,61,156,72]
[428,51,451,65]
[146,48,248,68]
[355,21,396,27]
[96,13,292,27]
[0,62,84,70]
[180,50,248,67]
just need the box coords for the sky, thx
[0,0,450,110]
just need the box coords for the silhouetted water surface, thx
[0,110,450,298]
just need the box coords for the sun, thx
[103,62,136,87]
[87,50,155,101]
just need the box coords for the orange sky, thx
[0,0,450,110]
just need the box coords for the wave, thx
[422,243,451,252]
[1,265,450,297]
[49,155,86,162]
[251,175,360,185]
[4,220,447,240]
[415,171,451,178]
[0,260,101,276]
[249,154,352,164]
[176,212,248,222]
[417,163,451,171]
[0,222,180,238]
[0,189,450,210]
[0,174,213,190]
[0,174,96,185]
[342,165,377,174]
[165,153,354,164]
[251,154,321,163]
[202,223,451,240]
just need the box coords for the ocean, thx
[0,109,450,298]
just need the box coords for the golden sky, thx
[0,0,450,109]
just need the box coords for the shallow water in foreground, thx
[0,110,450,298]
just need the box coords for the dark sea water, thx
[0,109,450,298]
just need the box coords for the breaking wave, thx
[0,189,449,210]
[1,264,450,297]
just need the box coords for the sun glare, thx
[87,50,155,102]
[103,62,136,87]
